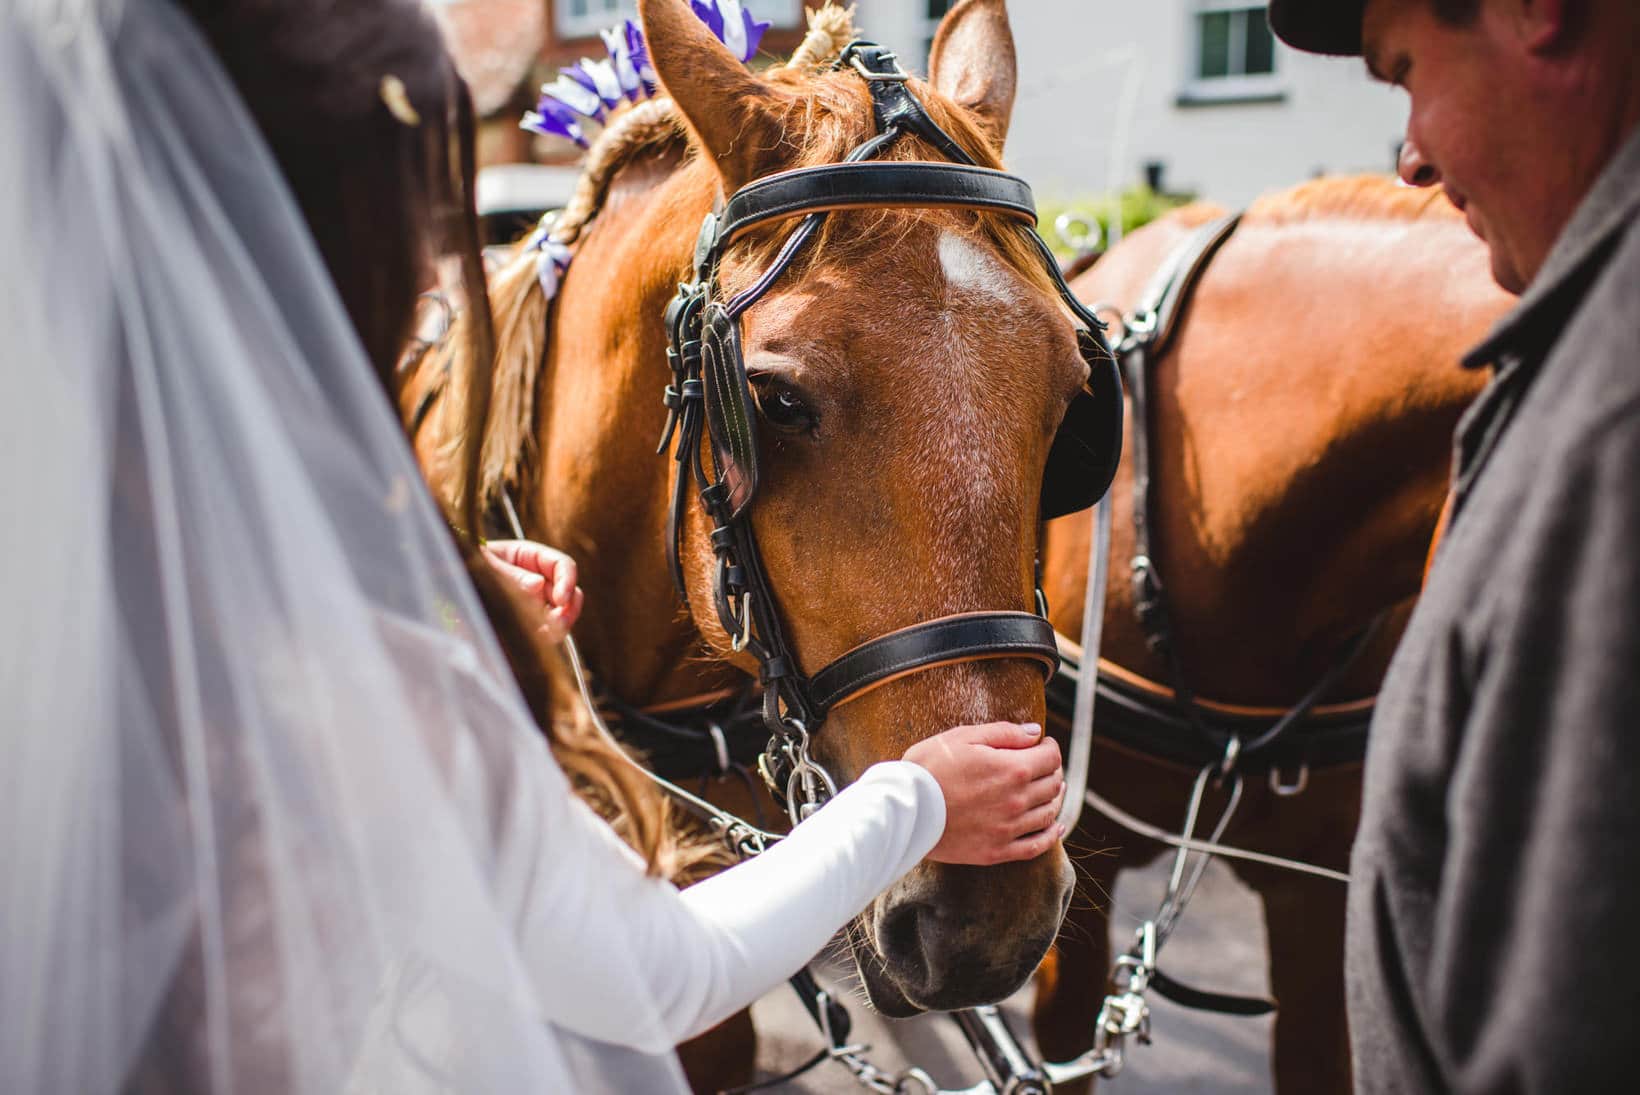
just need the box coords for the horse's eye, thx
[751,378,817,434]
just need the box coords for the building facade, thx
[438,1,1408,212]
[852,0,1409,208]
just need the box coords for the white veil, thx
[0,1,685,1090]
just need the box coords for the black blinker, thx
[699,303,760,517]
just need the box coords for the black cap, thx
[1267,0,1367,57]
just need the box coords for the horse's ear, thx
[638,0,794,189]
[927,0,1017,151]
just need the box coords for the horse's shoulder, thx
[1068,201,1227,309]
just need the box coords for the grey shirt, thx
[1348,127,1640,1092]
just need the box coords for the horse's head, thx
[642,0,1088,1014]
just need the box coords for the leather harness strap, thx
[1106,213,1382,772]
[1047,648,1376,771]
[1125,215,1242,678]
[807,612,1060,713]
[716,161,1037,245]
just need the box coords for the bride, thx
[0,1,1066,1092]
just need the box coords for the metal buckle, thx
[1054,211,1102,256]
[1118,307,1158,355]
[705,720,732,775]
[777,719,839,826]
[730,590,753,651]
[1268,759,1310,797]
[849,52,910,81]
[692,211,719,279]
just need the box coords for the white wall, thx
[848,1,1410,210]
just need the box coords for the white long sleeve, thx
[496,744,945,1052]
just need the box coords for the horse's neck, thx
[534,152,737,705]
[1078,214,1502,706]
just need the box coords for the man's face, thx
[1362,0,1539,292]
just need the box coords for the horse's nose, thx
[877,899,971,999]
[876,885,1071,1009]
[879,899,937,968]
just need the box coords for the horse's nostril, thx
[879,901,930,963]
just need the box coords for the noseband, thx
[658,43,1123,817]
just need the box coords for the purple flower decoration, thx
[570,58,626,109]
[710,0,770,63]
[540,73,603,120]
[601,25,644,100]
[689,0,724,41]
[623,20,658,93]
[522,219,575,299]
[519,4,768,149]
[520,95,588,148]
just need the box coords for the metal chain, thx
[561,630,786,858]
[813,988,939,1095]
[1077,751,1244,1078]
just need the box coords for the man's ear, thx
[638,0,797,188]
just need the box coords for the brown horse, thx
[1029,176,1513,1091]
[407,0,1100,1081]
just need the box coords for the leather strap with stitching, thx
[1046,645,1375,771]
[716,161,1037,246]
[807,611,1059,713]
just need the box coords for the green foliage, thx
[1036,187,1195,260]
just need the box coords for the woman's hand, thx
[903,722,1066,866]
[482,540,585,653]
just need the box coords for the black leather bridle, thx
[657,43,1123,817]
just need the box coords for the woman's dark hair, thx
[179,0,681,875]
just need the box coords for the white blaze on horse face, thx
[937,229,1022,305]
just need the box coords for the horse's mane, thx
[457,1,1055,512]
[1244,174,1462,226]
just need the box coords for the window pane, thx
[1243,9,1275,74]
[927,0,953,19]
[1199,11,1230,78]
[570,0,588,16]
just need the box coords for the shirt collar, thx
[1462,122,1640,370]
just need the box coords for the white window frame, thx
[554,0,803,43]
[1180,1,1284,105]
[922,1,954,58]
[554,0,634,40]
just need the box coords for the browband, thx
[716,161,1037,247]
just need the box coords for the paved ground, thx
[749,856,1275,1093]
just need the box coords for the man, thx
[1267,0,1640,1090]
